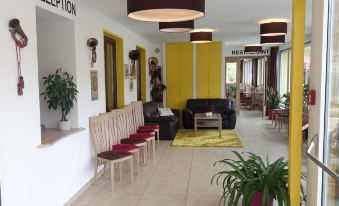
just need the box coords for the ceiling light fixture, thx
[127,0,205,22]
[159,20,194,33]
[260,35,285,45]
[190,32,212,43]
[260,21,287,36]
[244,45,263,53]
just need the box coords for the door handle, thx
[307,134,339,180]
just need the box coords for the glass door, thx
[323,0,339,204]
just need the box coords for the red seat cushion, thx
[112,144,139,151]
[139,125,159,130]
[129,133,155,140]
[121,138,147,145]
[144,123,159,128]
[137,128,155,133]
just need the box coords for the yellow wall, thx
[136,45,146,102]
[196,42,222,98]
[166,43,193,110]
[208,42,222,98]
[103,30,124,108]
[179,43,194,110]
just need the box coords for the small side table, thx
[194,113,222,137]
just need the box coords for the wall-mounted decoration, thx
[124,64,130,79]
[87,38,98,68]
[148,57,166,103]
[9,18,28,96]
[129,50,140,79]
[90,70,98,101]
[129,78,134,92]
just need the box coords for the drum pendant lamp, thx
[260,22,287,36]
[190,32,212,43]
[260,35,285,45]
[159,20,194,33]
[127,0,205,22]
[244,45,263,53]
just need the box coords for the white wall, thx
[0,0,159,205]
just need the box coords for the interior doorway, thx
[104,36,118,112]
[225,56,268,116]
[136,46,146,102]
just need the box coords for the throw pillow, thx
[158,108,174,116]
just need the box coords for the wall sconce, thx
[87,38,98,67]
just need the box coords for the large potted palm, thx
[41,68,78,131]
[266,88,280,120]
[212,151,306,206]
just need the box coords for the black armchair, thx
[143,102,179,140]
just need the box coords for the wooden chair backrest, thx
[124,106,138,134]
[116,109,129,140]
[89,115,112,155]
[131,101,144,127]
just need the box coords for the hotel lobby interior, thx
[1,0,338,206]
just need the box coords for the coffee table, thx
[194,113,222,137]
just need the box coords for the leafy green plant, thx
[282,93,290,109]
[41,68,78,122]
[212,151,306,206]
[267,88,280,109]
[150,84,166,103]
[228,83,239,99]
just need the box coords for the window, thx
[226,63,237,84]
[257,58,265,88]
[279,49,291,96]
[243,60,252,85]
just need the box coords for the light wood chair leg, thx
[110,162,115,193]
[152,138,155,159]
[143,144,147,165]
[136,150,140,174]
[119,162,122,182]
[130,158,134,184]
[156,130,160,145]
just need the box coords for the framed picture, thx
[124,64,129,79]
[90,70,98,101]
[129,78,134,92]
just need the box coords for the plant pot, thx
[59,120,71,131]
[251,192,274,206]
[268,108,273,120]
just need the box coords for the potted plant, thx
[212,151,306,206]
[266,88,280,120]
[228,83,239,109]
[41,68,78,131]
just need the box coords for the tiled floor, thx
[72,109,306,206]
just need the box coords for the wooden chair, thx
[124,106,156,159]
[115,109,148,164]
[100,111,141,174]
[89,116,133,193]
[131,101,160,144]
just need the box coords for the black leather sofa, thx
[183,99,236,129]
[143,102,179,140]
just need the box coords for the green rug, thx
[172,129,243,147]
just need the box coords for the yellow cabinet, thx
[196,42,222,98]
[166,43,193,110]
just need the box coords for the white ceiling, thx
[81,0,313,46]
